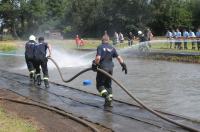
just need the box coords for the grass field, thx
[1,38,200,53]
[0,107,38,132]
[61,39,200,53]
[48,39,129,49]
[151,41,200,52]
[0,41,17,52]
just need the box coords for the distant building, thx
[45,30,63,39]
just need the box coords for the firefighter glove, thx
[92,60,99,72]
[120,62,127,74]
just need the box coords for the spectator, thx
[183,29,189,50]
[189,29,196,50]
[166,29,173,48]
[80,39,85,47]
[119,32,124,43]
[175,28,182,49]
[128,32,134,46]
[113,32,119,45]
[146,28,153,48]
[196,28,200,50]
[172,29,176,49]
[75,35,81,48]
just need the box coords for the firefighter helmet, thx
[29,35,36,41]
[138,31,142,35]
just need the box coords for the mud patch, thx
[0,89,109,132]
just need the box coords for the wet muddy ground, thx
[0,70,200,132]
[1,54,200,119]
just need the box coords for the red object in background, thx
[80,39,85,46]
[75,35,86,47]
[75,35,81,46]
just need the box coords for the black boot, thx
[44,79,49,88]
[36,75,41,85]
[29,71,35,81]
[104,96,112,107]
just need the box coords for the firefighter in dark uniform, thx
[138,30,149,54]
[25,35,37,80]
[138,31,147,42]
[34,37,52,88]
[92,35,127,107]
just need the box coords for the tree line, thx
[0,0,200,39]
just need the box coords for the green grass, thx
[81,39,100,49]
[142,55,200,64]
[0,107,38,132]
[0,42,17,52]
[151,42,200,52]
[77,39,130,49]
[51,39,130,49]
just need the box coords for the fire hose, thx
[0,97,100,132]
[48,57,200,132]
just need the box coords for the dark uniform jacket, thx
[34,42,48,61]
[139,35,147,42]
[25,40,37,59]
[96,43,118,71]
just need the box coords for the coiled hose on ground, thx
[48,57,200,132]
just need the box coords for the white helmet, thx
[29,35,36,41]
[138,31,142,35]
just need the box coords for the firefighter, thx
[138,31,147,42]
[25,35,37,81]
[92,35,127,107]
[34,37,52,88]
[138,31,149,54]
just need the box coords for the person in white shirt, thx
[166,29,173,48]
[172,29,176,49]
[189,29,196,50]
[183,29,189,50]
[119,32,124,43]
[175,28,182,49]
[113,32,119,45]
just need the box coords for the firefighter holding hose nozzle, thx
[92,34,127,107]
[34,37,52,88]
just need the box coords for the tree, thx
[190,0,200,28]
[0,0,21,38]
[0,0,198,38]
[150,0,192,35]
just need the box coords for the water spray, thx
[47,57,200,132]
[0,52,24,57]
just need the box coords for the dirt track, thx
[0,89,110,132]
